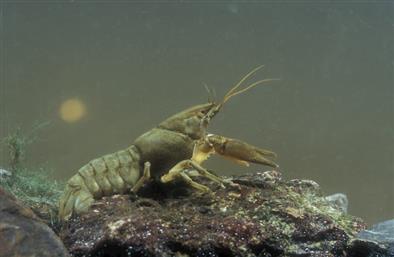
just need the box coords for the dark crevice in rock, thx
[165,241,198,256]
[249,242,283,257]
[89,241,154,257]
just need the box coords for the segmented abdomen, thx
[58,145,141,220]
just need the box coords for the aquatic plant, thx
[2,121,50,173]
[4,127,29,173]
[0,122,63,226]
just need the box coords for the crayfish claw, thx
[206,134,279,168]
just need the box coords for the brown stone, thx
[0,187,69,257]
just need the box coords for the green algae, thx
[0,123,63,226]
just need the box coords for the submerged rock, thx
[358,219,394,243]
[347,219,394,257]
[325,193,349,214]
[60,171,365,257]
[0,187,70,257]
[0,168,12,181]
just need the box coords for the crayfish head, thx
[159,65,277,140]
[158,102,220,140]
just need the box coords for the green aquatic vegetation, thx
[2,121,50,173]
[1,167,63,207]
[1,122,63,226]
[0,167,63,229]
[275,182,363,237]
[303,192,361,236]
[4,127,30,173]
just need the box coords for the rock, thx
[358,219,394,243]
[325,193,349,214]
[0,187,70,257]
[0,168,12,181]
[347,219,394,257]
[347,239,394,257]
[60,171,365,257]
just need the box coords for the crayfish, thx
[58,66,278,221]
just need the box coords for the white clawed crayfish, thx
[58,66,279,221]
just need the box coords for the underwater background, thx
[0,2,392,225]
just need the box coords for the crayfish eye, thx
[198,109,209,117]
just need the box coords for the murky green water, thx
[0,2,392,225]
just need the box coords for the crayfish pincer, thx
[58,66,279,221]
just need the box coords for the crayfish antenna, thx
[199,65,279,132]
[222,65,280,104]
[203,83,216,104]
[223,65,265,103]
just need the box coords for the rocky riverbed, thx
[3,169,392,257]
[58,171,366,257]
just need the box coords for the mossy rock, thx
[60,171,365,257]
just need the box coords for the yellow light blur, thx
[59,98,87,123]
